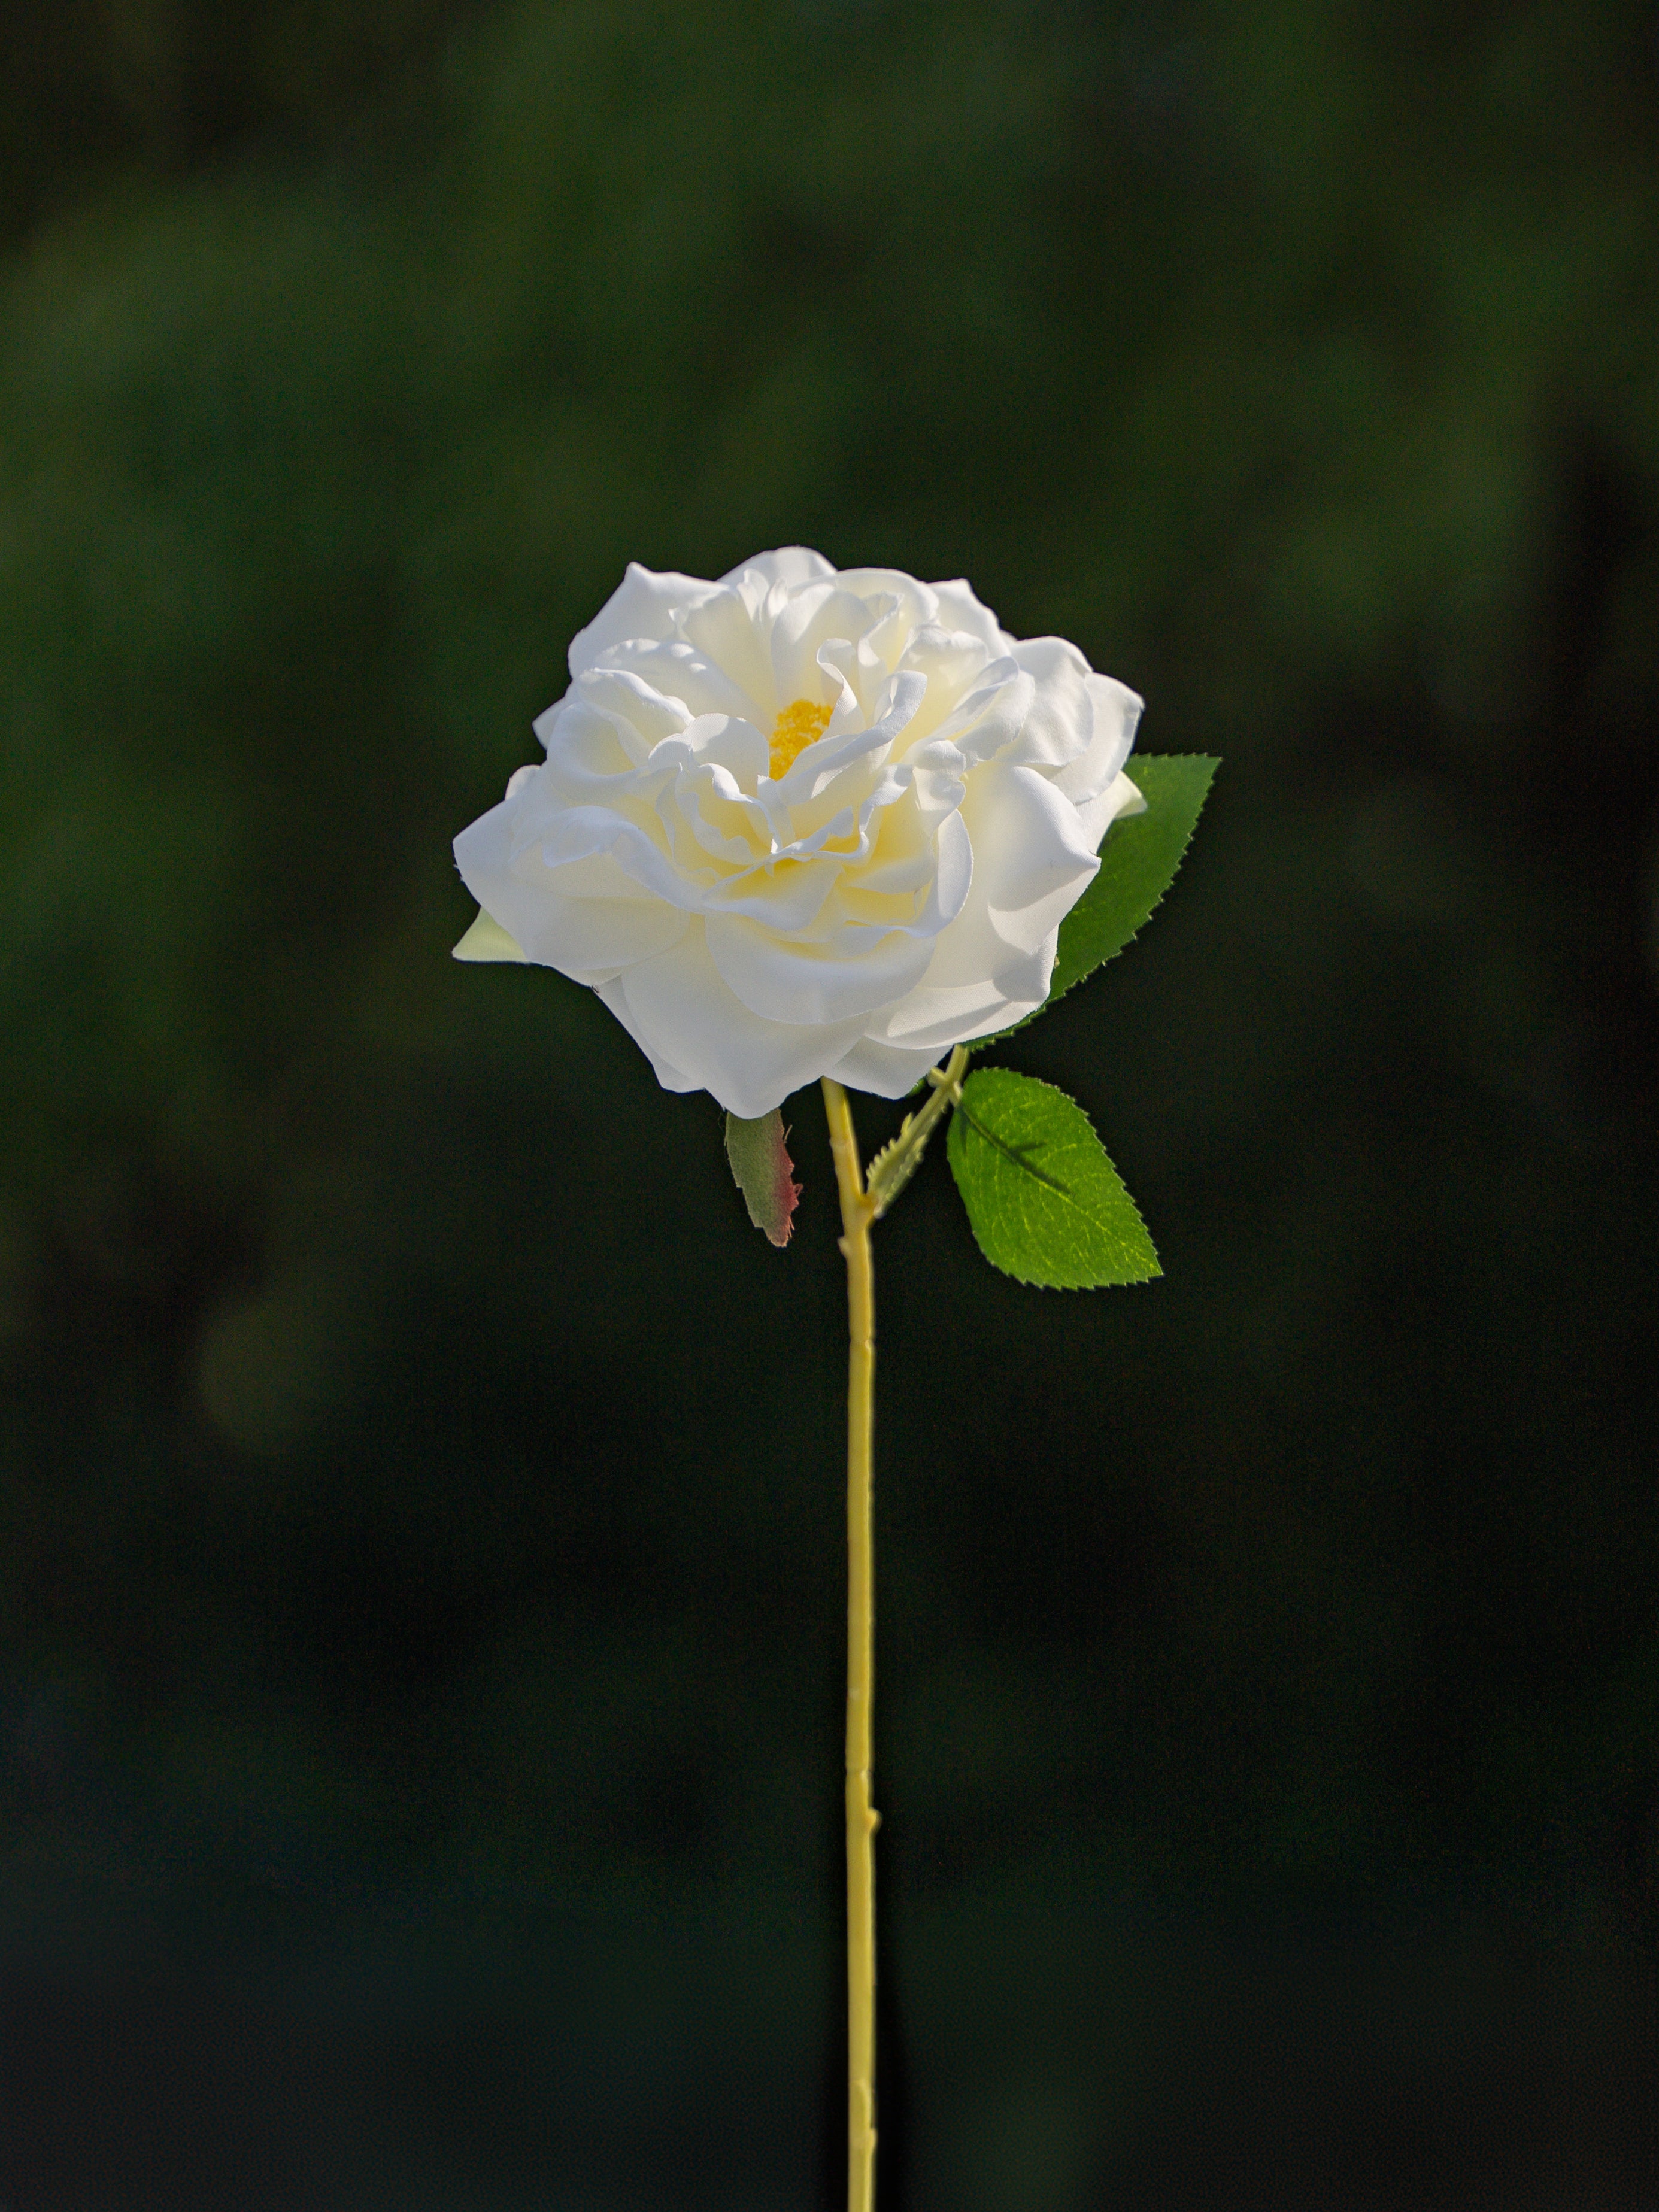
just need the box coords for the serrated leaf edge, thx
[948,1070,1162,1291]
[985,754,1220,1044]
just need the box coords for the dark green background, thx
[2,1,1657,2204]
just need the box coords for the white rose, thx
[453,548,1144,1119]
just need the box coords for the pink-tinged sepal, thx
[724,1108,802,1248]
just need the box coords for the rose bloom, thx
[454,548,1142,1118]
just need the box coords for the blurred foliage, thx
[0,0,486,242]
[1,0,1658,2203]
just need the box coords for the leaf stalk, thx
[863,1043,971,1218]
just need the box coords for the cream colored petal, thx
[566,562,717,676]
[1051,676,1144,809]
[679,587,781,719]
[718,546,837,591]
[601,634,763,726]
[705,911,936,1027]
[863,939,1053,1049]
[854,761,1099,1049]
[674,757,774,863]
[966,763,1100,956]
[703,854,845,930]
[929,577,1018,655]
[616,922,868,1117]
[823,1033,947,1100]
[663,711,771,787]
[830,570,937,638]
[455,800,690,978]
[592,976,700,1094]
[1073,768,1145,854]
[768,586,872,705]
[560,666,693,753]
[1003,636,1094,771]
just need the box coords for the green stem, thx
[822,1075,879,2212]
[820,1046,973,2212]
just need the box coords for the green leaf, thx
[724,1108,801,1248]
[1046,754,1219,1008]
[945,1069,1160,1289]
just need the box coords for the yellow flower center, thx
[769,697,833,779]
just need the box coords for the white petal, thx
[672,760,775,866]
[533,805,706,910]
[929,578,1017,655]
[816,633,890,726]
[863,944,1052,1050]
[704,855,845,930]
[566,562,717,676]
[705,909,936,1025]
[662,712,771,786]
[1074,767,1145,854]
[893,625,999,741]
[857,762,1099,1049]
[1005,636,1094,771]
[455,800,690,979]
[553,666,693,755]
[601,632,765,726]
[768,586,871,705]
[717,546,837,591]
[930,806,973,924]
[615,923,868,1117]
[1051,676,1144,809]
[918,663,1031,772]
[823,1034,948,1100]
[592,977,700,1094]
[966,763,1100,955]
[829,570,937,651]
[677,588,779,720]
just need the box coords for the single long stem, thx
[823,1075,878,2212]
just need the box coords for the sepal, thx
[453,907,529,962]
[725,1109,802,1248]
